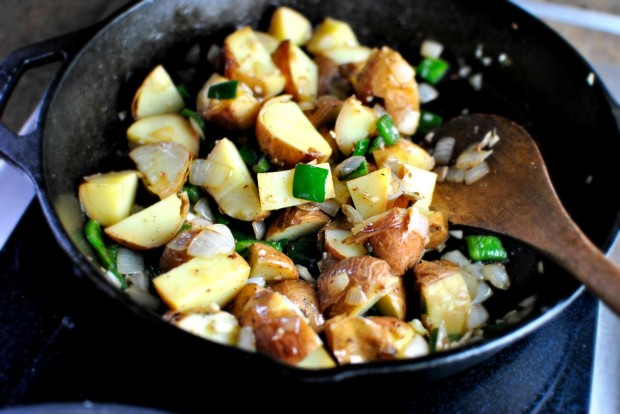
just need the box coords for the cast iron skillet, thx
[0,0,619,383]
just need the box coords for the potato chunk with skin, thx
[318,256,399,318]
[416,260,472,336]
[166,308,239,346]
[153,253,250,311]
[272,279,325,333]
[334,95,378,156]
[256,95,332,168]
[196,74,260,130]
[272,40,318,102]
[268,6,312,46]
[130,142,190,200]
[347,167,391,219]
[127,114,200,156]
[323,228,367,260]
[356,47,421,135]
[306,18,359,55]
[265,206,330,241]
[78,170,139,227]
[247,242,299,283]
[132,65,184,120]
[224,26,286,98]
[325,315,418,364]
[372,139,435,171]
[376,277,407,320]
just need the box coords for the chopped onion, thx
[455,149,492,170]
[387,176,404,201]
[449,230,464,239]
[189,117,205,140]
[128,272,149,291]
[433,166,449,182]
[483,263,510,290]
[126,286,161,310]
[441,249,470,267]
[519,295,537,308]
[418,83,439,104]
[187,224,235,258]
[468,304,489,329]
[458,65,472,78]
[469,73,483,91]
[194,197,214,222]
[407,206,430,238]
[461,269,478,300]
[328,272,350,296]
[117,247,145,275]
[464,262,486,281]
[207,44,222,68]
[189,158,232,190]
[246,277,266,287]
[345,285,367,306]
[190,217,214,231]
[317,199,341,217]
[252,221,266,240]
[105,270,123,289]
[373,103,387,118]
[334,156,366,179]
[472,281,493,304]
[296,264,316,284]
[433,136,456,165]
[342,204,363,226]
[237,326,256,352]
[480,129,500,148]
[409,319,429,336]
[445,167,465,183]
[402,335,430,358]
[421,39,444,59]
[464,161,490,185]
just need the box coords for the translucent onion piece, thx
[328,272,350,296]
[345,285,367,306]
[418,83,439,104]
[402,335,430,358]
[407,206,430,239]
[187,224,235,258]
[190,217,213,231]
[130,142,191,199]
[252,221,266,240]
[461,269,479,300]
[373,103,387,118]
[297,202,321,212]
[409,318,429,336]
[342,204,364,226]
[166,229,196,251]
[128,272,149,291]
[472,281,493,305]
[296,264,316,284]
[464,262,486,281]
[441,250,470,267]
[468,304,489,330]
[237,326,256,352]
[445,167,465,183]
[334,156,366,179]
[105,270,123,289]
[469,73,483,91]
[246,277,266,287]
[126,286,161,310]
[483,263,510,290]
[189,158,232,190]
[420,39,444,59]
[464,161,490,185]
[433,137,456,165]
[117,247,145,275]
[387,176,403,201]
[449,230,464,239]
[317,199,341,217]
[193,197,214,222]
[455,149,492,170]
[433,166,449,182]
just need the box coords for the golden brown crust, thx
[272,279,325,332]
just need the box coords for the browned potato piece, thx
[268,7,312,46]
[272,279,325,332]
[376,277,406,320]
[317,256,399,318]
[356,46,420,135]
[131,65,184,120]
[372,138,435,171]
[247,242,299,282]
[348,207,428,276]
[325,315,416,364]
[228,283,263,319]
[235,285,322,365]
[426,210,449,251]
[196,74,260,129]
[315,55,351,98]
[323,228,367,260]
[272,40,318,102]
[303,95,343,129]
[159,228,202,272]
[256,95,333,168]
[265,206,330,241]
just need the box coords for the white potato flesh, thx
[224,26,286,97]
[334,96,377,156]
[248,242,299,282]
[200,138,268,222]
[324,228,368,259]
[132,65,185,120]
[296,345,337,369]
[268,6,313,46]
[306,18,359,55]
[272,41,318,102]
[420,271,472,336]
[154,253,250,311]
[257,163,335,211]
[127,114,200,156]
[105,193,189,250]
[347,167,391,219]
[400,164,437,210]
[78,170,139,227]
[255,31,280,54]
[319,46,372,65]
[171,310,240,346]
[129,142,191,200]
[256,95,332,168]
[331,172,352,205]
[372,139,435,171]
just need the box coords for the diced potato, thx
[265,206,330,241]
[247,242,299,282]
[105,192,189,249]
[224,26,286,97]
[272,40,318,102]
[331,172,352,205]
[167,309,240,346]
[334,95,377,156]
[399,164,437,210]
[297,345,336,369]
[201,138,269,222]
[127,114,200,156]
[129,142,190,200]
[319,46,372,65]
[347,167,391,219]
[416,260,472,336]
[131,65,185,120]
[272,279,325,333]
[376,278,406,320]
[425,210,449,250]
[153,253,250,311]
[256,95,332,168]
[372,139,435,171]
[306,18,359,55]
[257,163,335,211]
[196,74,260,130]
[323,228,367,260]
[255,31,280,54]
[268,6,313,46]
[78,170,139,227]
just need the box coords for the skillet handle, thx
[0,25,100,185]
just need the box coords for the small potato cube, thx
[399,164,437,210]
[268,6,312,46]
[372,139,435,171]
[255,31,280,54]
[247,242,299,283]
[272,40,318,102]
[347,167,391,219]
[323,228,367,260]
[132,65,185,120]
[306,18,359,55]
[265,206,330,241]
[78,170,139,227]
[127,114,200,156]
[167,309,240,346]
[334,95,378,156]
[296,345,336,369]
[318,46,372,65]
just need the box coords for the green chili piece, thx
[292,164,329,203]
[235,239,286,255]
[208,80,238,99]
[416,57,450,84]
[417,110,443,135]
[339,159,369,181]
[239,142,259,166]
[180,222,192,232]
[465,235,508,262]
[252,156,271,173]
[367,136,385,153]
[351,139,370,156]
[177,84,191,99]
[376,115,400,146]
[286,236,320,270]
[84,220,127,289]
[182,183,203,204]
[181,108,206,131]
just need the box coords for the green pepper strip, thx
[367,136,385,153]
[84,220,127,289]
[338,159,369,181]
[177,84,191,99]
[182,183,203,204]
[208,80,238,99]
[292,164,329,203]
[239,142,259,166]
[351,139,370,156]
[235,239,286,255]
[465,235,508,262]
[181,108,206,131]
[253,156,271,173]
[416,57,450,85]
[417,110,443,135]
[376,115,400,146]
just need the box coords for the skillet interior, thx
[39,0,620,383]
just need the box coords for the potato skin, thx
[317,256,398,318]
[272,279,325,332]
[247,242,299,282]
[265,206,330,241]
[197,74,260,129]
[426,210,449,251]
[159,229,202,272]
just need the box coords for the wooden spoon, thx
[430,113,620,315]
